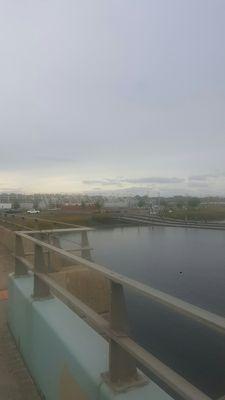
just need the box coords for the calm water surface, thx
[60,226,225,398]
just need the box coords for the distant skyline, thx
[0,1,225,196]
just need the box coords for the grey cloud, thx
[83,179,117,186]
[86,185,189,197]
[87,186,152,196]
[83,177,184,186]
[37,155,77,163]
[189,174,225,181]
[83,179,127,186]
[0,1,224,194]
[125,177,184,184]
[0,187,23,192]
[188,181,209,188]
[189,175,212,181]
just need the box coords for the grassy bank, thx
[163,206,225,221]
[0,211,120,231]
[40,212,119,227]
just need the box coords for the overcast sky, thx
[0,1,224,196]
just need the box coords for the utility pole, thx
[158,191,160,215]
[185,193,188,223]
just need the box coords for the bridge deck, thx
[0,244,40,400]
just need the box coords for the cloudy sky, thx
[0,1,224,196]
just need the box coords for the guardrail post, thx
[15,235,27,276]
[103,281,143,391]
[47,233,51,272]
[81,231,91,260]
[33,244,50,299]
[34,218,39,231]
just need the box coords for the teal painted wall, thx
[8,274,173,400]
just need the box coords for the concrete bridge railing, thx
[1,225,224,400]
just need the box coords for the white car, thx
[27,209,40,214]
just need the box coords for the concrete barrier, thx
[8,273,173,400]
[0,225,15,252]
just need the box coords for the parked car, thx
[4,209,21,214]
[27,209,40,214]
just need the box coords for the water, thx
[60,226,225,399]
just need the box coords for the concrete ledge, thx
[8,274,173,400]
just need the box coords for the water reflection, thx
[60,226,225,398]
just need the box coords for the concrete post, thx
[33,244,50,299]
[81,231,91,260]
[102,281,142,392]
[15,235,27,276]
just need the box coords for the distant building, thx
[104,197,139,209]
[149,204,160,215]
[127,198,139,208]
[0,203,12,210]
[104,199,129,208]
[61,204,98,212]
[19,202,34,210]
[38,200,49,210]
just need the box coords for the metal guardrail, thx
[12,229,225,400]
[116,214,225,231]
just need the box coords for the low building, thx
[104,199,129,208]
[19,202,34,210]
[0,203,12,210]
[38,200,49,210]
[104,198,138,209]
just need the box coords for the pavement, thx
[0,244,41,400]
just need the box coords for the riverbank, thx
[163,205,225,222]
[0,211,132,231]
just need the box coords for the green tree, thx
[81,200,86,209]
[176,200,184,209]
[188,197,201,208]
[12,200,20,210]
[138,197,146,207]
[95,200,103,210]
